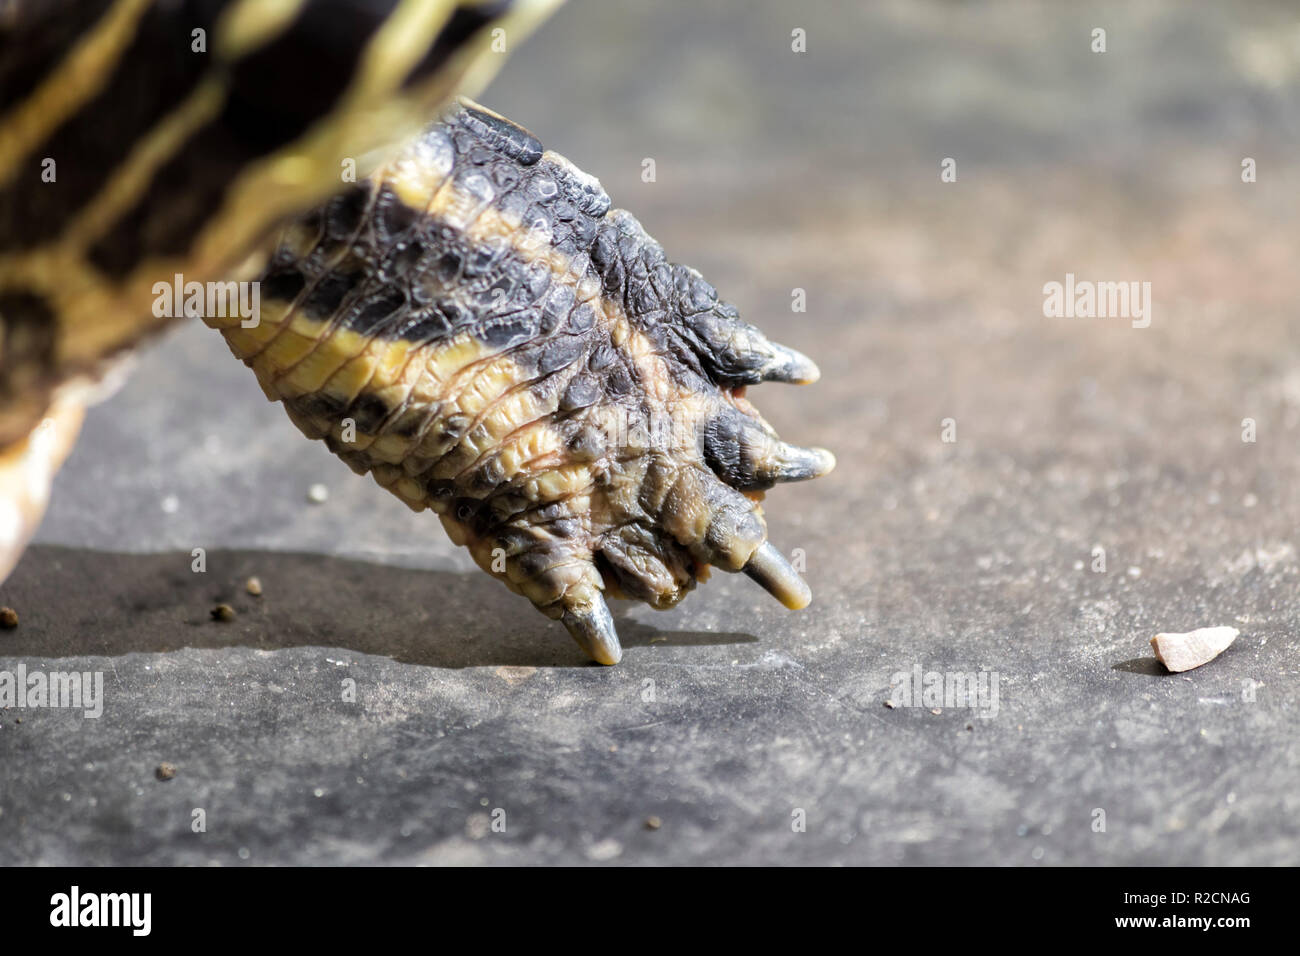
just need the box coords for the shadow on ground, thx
[1,546,757,668]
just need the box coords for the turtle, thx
[0,0,834,664]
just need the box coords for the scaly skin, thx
[206,102,835,663]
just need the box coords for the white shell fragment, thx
[1149,627,1239,673]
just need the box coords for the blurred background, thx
[3,0,1299,864]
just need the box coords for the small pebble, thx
[645,816,662,831]
[307,483,329,504]
[0,606,17,629]
[245,577,262,597]
[210,603,236,622]
[155,763,177,781]
[1150,626,1238,673]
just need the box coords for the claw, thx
[705,406,837,490]
[742,541,812,610]
[761,343,821,385]
[681,302,822,388]
[766,442,836,484]
[561,593,623,665]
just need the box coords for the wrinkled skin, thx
[208,102,835,663]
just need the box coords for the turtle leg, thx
[207,103,835,664]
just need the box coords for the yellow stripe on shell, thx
[0,1,559,415]
[0,0,155,187]
[215,0,308,60]
[185,1,558,300]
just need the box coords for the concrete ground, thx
[3,0,1299,865]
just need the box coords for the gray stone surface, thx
[3,0,1299,865]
